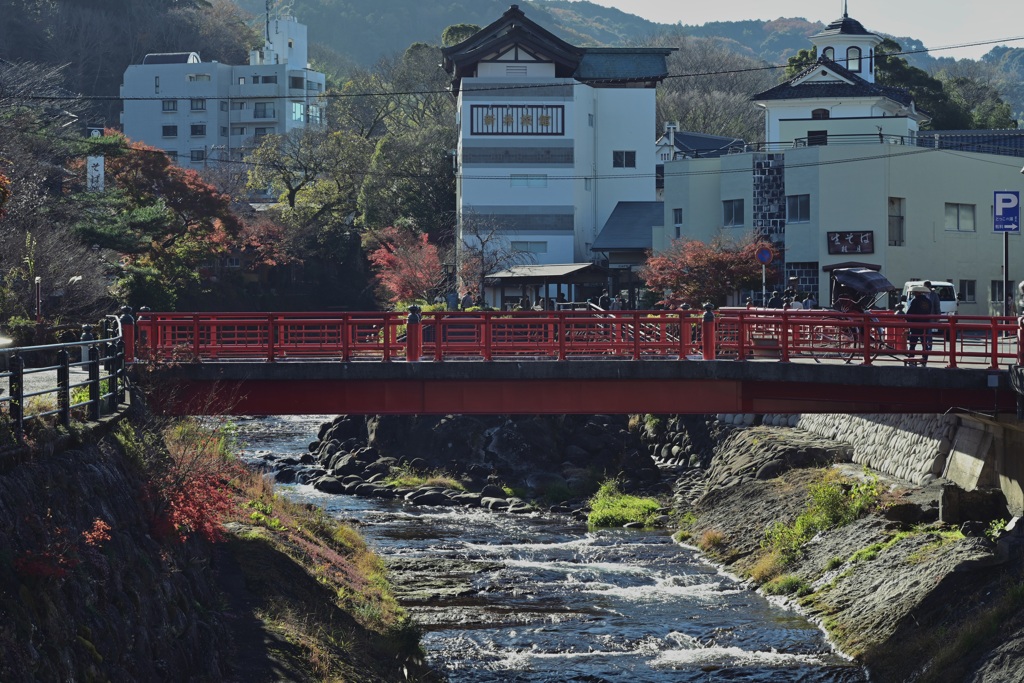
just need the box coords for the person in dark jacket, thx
[906,286,933,364]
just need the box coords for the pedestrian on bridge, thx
[906,286,933,364]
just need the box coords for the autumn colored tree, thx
[71,131,245,309]
[639,236,775,308]
[367,223,442,303]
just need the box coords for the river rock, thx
[274,467,297,483]
[408,490,454,506]
[450,492,483,507]
[313,475,345,494]
[481,497,510,511]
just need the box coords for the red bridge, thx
[130,309,1022,416]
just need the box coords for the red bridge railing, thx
[130,309,1024,369]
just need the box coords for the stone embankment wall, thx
[716,413,955,486]
[650,413,958,487]
[795,413,957,486]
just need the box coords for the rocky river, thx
[233,415,866,682]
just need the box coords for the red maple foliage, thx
[98,131,243,260]
[640,236,776,307]
[151,472,236,544]
[0,170,11,217]
[368,225,442,303]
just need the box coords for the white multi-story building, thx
[120,16,325,169]
[657,10,1024,313]
[442,5,673,266]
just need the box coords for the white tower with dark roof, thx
[808,9,884,83]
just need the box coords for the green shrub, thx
[986,518,1008,542]
[764,469,881,564]
[586,480,661,528]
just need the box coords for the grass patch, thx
[382,465,464,491]
[907,529,965,564]
[586,480,661,528]
[502,484,529,498]
[763,574,812,597]
[698,529,726,551]
[825,556,845,571]
[849,543,884,563]
[749,549,786,583]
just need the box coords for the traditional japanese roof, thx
[751,56,914,108]
[811,13,876,39]
[442,5,673,93]
[914,130,1024,159]
[592,201,664,253]
[141,52,201,65]
[574,49,672,83]
[486,263,607,283]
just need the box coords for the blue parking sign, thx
[994,191,1020,233]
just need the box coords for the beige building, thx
[658,11,1024,313]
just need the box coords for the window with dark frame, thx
[162,99,177,112]
[807,130,828,146]
[959,279,976,304]
[190,98,205,111]
[888,197,906,246]
[612,150,636,168]
[162,125,177,137]
[191,124,206,136]
[254,102,274,119]
[847,46,862,72]
[786,194,810,223]
[945,203,976,231]
[723,199,744,227]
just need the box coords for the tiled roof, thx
[915,130,1024,159]
[751,56,913,106]
[575,49,673,82]
[442,5,673,90]
[592,201,664,252]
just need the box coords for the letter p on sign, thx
[994,191,1020,233]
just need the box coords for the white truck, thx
[901,280,958,316]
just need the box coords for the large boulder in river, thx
[329,413,659,500]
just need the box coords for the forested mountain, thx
[228,0,1022,124]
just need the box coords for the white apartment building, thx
[658,11,1024,313]
[442,4,674,266]
[120,16,325,170]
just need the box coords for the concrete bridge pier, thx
[944,414,1024,519]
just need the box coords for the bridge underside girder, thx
[147,359,1014,415]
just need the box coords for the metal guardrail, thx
[1,315,129,441]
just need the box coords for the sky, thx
[580,0,1024,60]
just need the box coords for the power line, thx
[10,34,1024,104]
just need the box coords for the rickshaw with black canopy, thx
[811,266,898,361]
